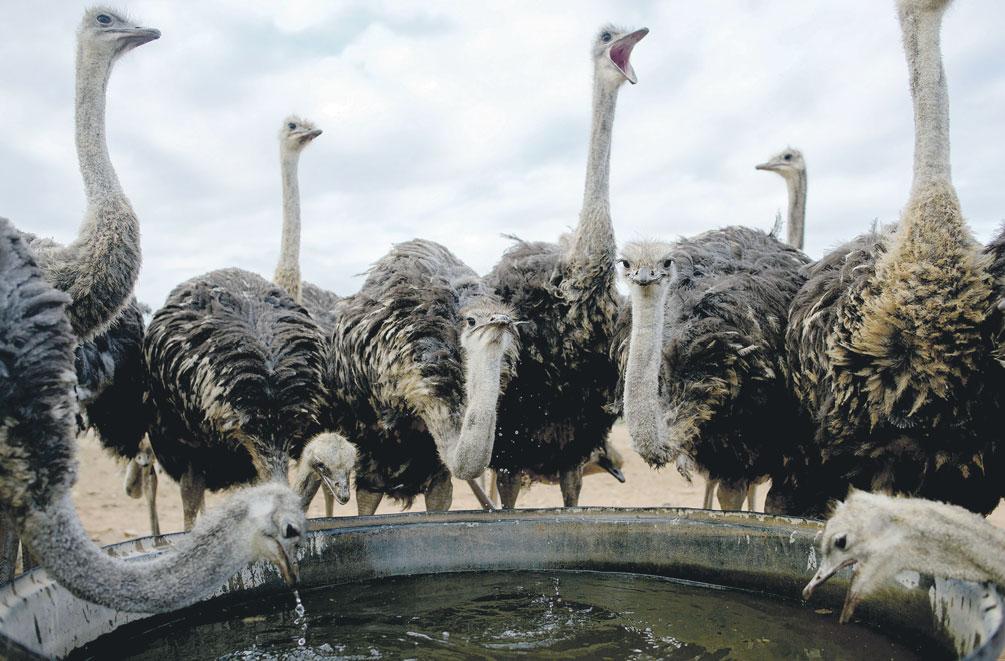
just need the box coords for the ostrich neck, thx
[22,494,254,613]
[292,463,320,509]
[76,46,121,199]
[424,339,509,481]
[568,77,621,265]
[786,170,807,250]
[274,150,303,303]
[900,508,1005,586]
[899,3,951,189]
[624,285,669,461]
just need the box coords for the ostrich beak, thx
[609,28,649,84]
[802,557,856,600]
[316,468,350,505]
[755,161,780,172]
[268,539,300,587]
[631,266,661,286]
[113,27,162,46]
[596,455,626,483]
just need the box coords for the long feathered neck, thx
[624,283,671,465]
[567,73,621,266]
[274,148,303,303]
[899,1,952,191]
[21,493,254,613]
[786,169,807,250]
[51,40,141,339]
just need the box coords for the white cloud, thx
[0,1,1003,310]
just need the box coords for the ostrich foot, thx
[180,467,206,530]
[356,488,383,516]
[425,474,453,512]
[496,470,521,509]
[559,466,584,507]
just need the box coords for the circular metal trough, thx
[0,507,1001,659]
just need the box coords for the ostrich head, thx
[79,7,160,61]
[755,148,805,181]
[617,241,675,289]
[123,436,155,499]
[236,482,306,586]
[280,116,322,153]
[802,490,914,623]
[458,300,521,364]
[592,24,649,86]
[298,432,356,506]
[585,440,626,482]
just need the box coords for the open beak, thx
[609,28,648,84]
[269,539,300,587]
[802,558,856,600]
[297,129,322,145]
[597,455,626,483]
[113,27,162,46]
[318,471,350,505]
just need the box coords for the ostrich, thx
[781,0,1003,516]
[331,240,520,514]
[616,231,810,512]
[803,490,1005,623]
[0,217,305,610]
[293,433,356,517]
[756,148,807,250]
[123,437,159,536]
[144,267,328,529]
[21,7,157,341]
[486,24,647,509]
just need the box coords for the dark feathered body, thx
[616,227,811,491]
[331,239,514,504]
[786,186,1004,516]
[0,218,78,517]
[74,298,150,460]
[487,236,621,477]
[144,268,326,490]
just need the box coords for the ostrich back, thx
[301,281,341,331]
[75,298,150,459]
[614,227,812,485]
[144,268,326,490]
[0,219,78,517]
[787,220,1005,515]
[486,237,622,475]
[331,239,493,501]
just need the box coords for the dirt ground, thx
[73,423,1005,544]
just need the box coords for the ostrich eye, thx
[601,32,613,43]
[618,259,630,269]
[784,153,793,161]
[662,259,672,269]
[288,122,297,130]
[284,524,300,539]
[833,533,847,550]
[466,317,476,327]
[96,14,112,25]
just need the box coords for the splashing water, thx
[292,589,307,648]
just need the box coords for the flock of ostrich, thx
[1,0,1005,628]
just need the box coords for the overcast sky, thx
[2,1,1003,308]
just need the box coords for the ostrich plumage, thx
[331,239,518,508]
[615,227,811,509]
[782,0,1004,516]
[0,217,306,611]
[144,268,327,499]
[487,236,621,478]
[74,298,150,459]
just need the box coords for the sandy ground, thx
[73,423,1005,544]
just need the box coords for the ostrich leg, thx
[559,466,584,507]
[716,479,747,511]
[702,479,717,509]
[144,465,160,536]
[0,511,18,581]
[496,469,521,509]
[356,488,383,516]
[746,482,759,512]
[424,473,454,512]
[323,489,335,517]
[180,467,205,530]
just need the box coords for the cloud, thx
[1,1,1003,309]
